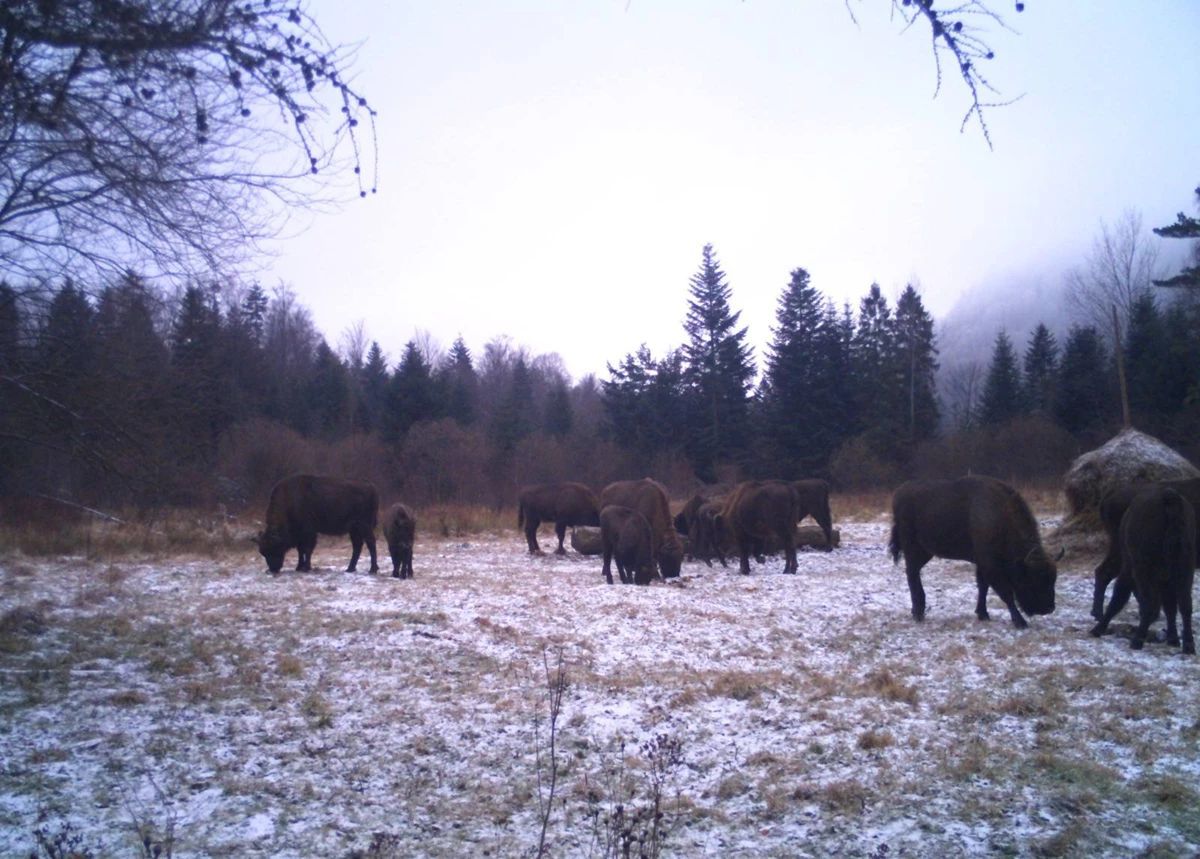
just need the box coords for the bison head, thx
[1012,545,1061,616]
[255,528,290,573]
[658,539,683,579]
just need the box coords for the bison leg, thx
[389,547,401,577]
[1162,589,1181,647]
[1131,584,1162,651]
[1091,550,1121,620]
[974,572,991,621]
[347,533,364,572]
[525,518,543,554]
[814,508,834,552]
[365,530,379,574]
[1091,576,1134,637]
[738,541,752,576]
[901,550,930,621]
[601,545,615,585]
[781,529,797,575]
[1180,583,1195,655]
[554,522,569,555]
[403,546,414,580]
[983,571,1028,629]
[297,536,316,572]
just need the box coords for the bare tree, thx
[1064,209,1163,344]
[0,0,377,282]
[338,320,368,372]
[847,1,1027,146]
[940,360,982,433]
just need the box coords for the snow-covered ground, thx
[2,517,1199,857]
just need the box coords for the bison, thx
[599,478,683,578]
[599,504,655,585]
[714,480,800,575]
[255,474,379,574]
[517,482,601,555]
[793,479,834,551]
[1090,485,1196,653]
[1091,478,1200,620]
[382,502,416,579]
[888,476,1059,628]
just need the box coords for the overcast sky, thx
[270,1,1200,380]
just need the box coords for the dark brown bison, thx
[382,502,416,579]
[793,479,834,550]
[888,476,1059,628]
[1090,486,1196,653]
[517,482,601,555]
[1091,478,1200,620]
[714,480,800,575]
[599,478,683,578]
[599,504,655,585]
[255,474,379,574]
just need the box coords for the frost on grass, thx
[2,521,1200,857]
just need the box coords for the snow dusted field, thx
[2,516,1200,858]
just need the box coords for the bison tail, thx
[888,524,901,565]
[1162,490,1188,570]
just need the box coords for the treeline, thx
[1,244,1198,513]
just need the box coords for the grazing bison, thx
[599,478,683,578]
[517,482,601,555]
[714,480,800,575]
[382,502,416,579]
[793,479,834,550]
[1091,478,1200,620]
[888,476,1059,628]
[255,474,379,574]
[1090,486,1196,653]
[599,505,655,585]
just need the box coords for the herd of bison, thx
[252,472,1198,655]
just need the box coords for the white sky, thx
[269,1,1200,380]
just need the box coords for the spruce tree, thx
[1055,325,1113,438]
[1022,323,1059,418]
[171,284,228,456]
[681,244,756,478]
[893,284,940,445]
[978,330,1023,426]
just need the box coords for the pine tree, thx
[1153,185,1200,290]
[491,356,536,452]
[385,340,439,442]
[357,341,390,433]
[543,378,573,438]
[1022,323,1059,418]
[761,268,842,475]
[681,244,756,478]
[441,336,478,427]
[306,340,352,441]
[893,284,940,445]
[849,284,903,454]
[171,284,228,456]
[978,330,1023,426]
[1055,325,1114,438]
[1123,292,1171,428]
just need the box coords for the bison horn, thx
[1054,547,1065,562]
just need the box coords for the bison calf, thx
[1090,486,1196,654]
[889,476,1059,628]
[600,504,655,585]
[382,502,417,579]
